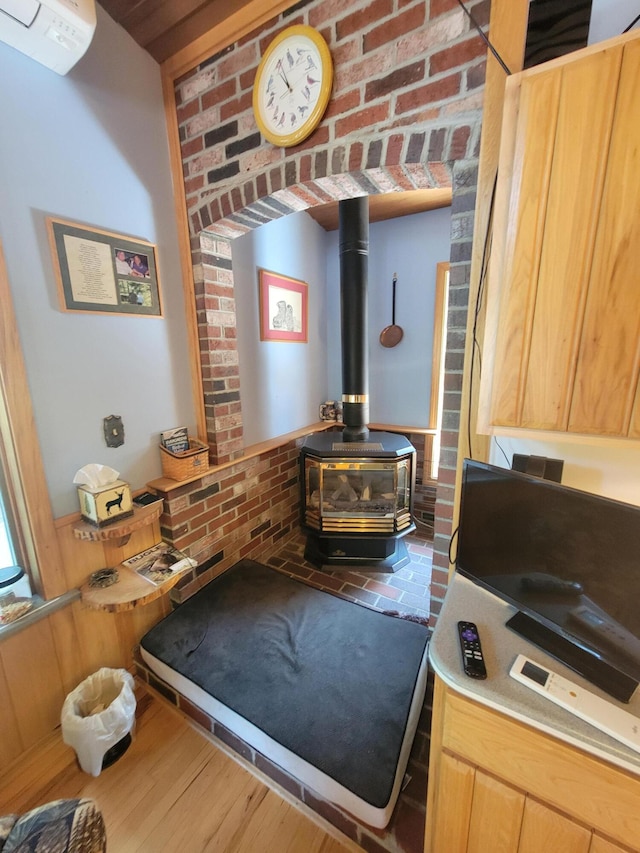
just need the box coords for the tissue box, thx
[77,480,133,527]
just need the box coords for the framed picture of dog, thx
[258,268,308,343]
[47,217,163,317]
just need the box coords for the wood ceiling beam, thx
[160,0,294,75]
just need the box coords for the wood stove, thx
[299,196,416,572]
[300,430,416,571]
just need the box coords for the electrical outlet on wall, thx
[103,415,125,447]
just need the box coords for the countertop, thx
[430,571,640,777]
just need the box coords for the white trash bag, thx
[61,667,136,777]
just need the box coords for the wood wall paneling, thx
[1,510,169,767]
[56,519,106,591]
[0,655,23,766]
[1,620,65,751]
[48,605,88,699]
[589,837,630,853]
[0,241,66,600]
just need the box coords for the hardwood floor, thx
[0,688,363,852]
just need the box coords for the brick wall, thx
[154,435,305,602]
[429,160,477,623]
[166,0,488,619]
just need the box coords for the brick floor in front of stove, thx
[265,529,434,624]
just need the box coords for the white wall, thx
[489,436,640,507]
[325,207,452,426]
[0,7,196,516]
[232,212,329,446]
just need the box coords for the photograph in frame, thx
[47,217,163,317]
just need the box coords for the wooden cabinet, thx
[425,677,640,853]
[479,30,640,438]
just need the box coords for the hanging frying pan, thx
[380,272,404,347]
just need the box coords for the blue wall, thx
[0,8,196,516]
[232,212,329,446]
[232,204,452,443]
[326,207,452,427]
[0,4,451,516]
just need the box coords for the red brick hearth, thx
[136,528,434,853]
[150,425,435,611]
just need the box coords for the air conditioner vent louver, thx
[0,0,96,75]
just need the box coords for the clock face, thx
[253,25,333,148]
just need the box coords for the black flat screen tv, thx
[457,459,640,703]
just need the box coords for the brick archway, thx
[187,137,456,239]
[171,0,488,620]
[190,160,453,463]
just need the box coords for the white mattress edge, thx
[140,640,429,829]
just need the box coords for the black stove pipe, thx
[339,197,370,442]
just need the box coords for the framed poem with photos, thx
[258,268,308,343]
[47,217,163,317]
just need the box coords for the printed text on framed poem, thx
[47,217,162,317]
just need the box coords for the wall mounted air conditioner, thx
[0,0,96,75]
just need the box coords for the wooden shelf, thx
[72,500,162,545]
[80,563,188,613]
[147,421,336,493]
[73,498,185,612]
[368,423,437,436]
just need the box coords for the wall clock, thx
[253,25,333,148]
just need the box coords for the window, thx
[0,416,32,581]
[0,241,63,600]
[0,490,15,569]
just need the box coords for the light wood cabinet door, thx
[425,678,640,853]
[466,771,524,853]
[568,36,640,436]
[482,31,640,438]
[429,752,474,853]
[428,749,609,853]
[517,798,591,853]
[589,838,630,853]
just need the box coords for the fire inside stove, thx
[304,455,412,533]
[299,432,416,571]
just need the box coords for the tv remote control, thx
[510,654,640,754]
[458,621,487,679]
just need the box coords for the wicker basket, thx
[160,438,209,481]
